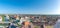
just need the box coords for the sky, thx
[0,0,60,14]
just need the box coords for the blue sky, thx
[0,0,60,14]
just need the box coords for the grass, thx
[34,26,40,28]
[34,25,53,28]
[0,15,5,22]
[45,25,53,28]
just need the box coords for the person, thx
[4,15,9,22]
[54,19,60,28]
[24,20,31,28]
[7,23,10,28]
[28,25,31,28]
[11,24,16,28]
[7,23,17,28]
[0,16,2,22]
[21,22,25,28]
[41,24,44,28]
[20,17,25,25]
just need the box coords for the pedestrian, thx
[0,16,2,22]
[7,23,10,28]
[41,25,44,28]
[54,19,60,28]
[7,23,17,28]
